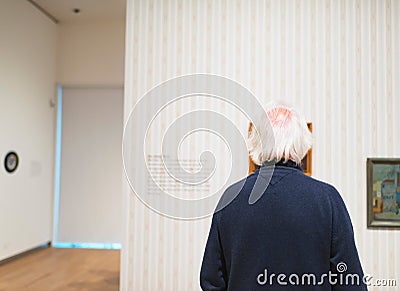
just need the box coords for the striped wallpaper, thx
[122,0,400,290]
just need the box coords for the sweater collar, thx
[261,159,302,171]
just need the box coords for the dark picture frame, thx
[367,158,400,228]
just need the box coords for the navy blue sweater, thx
[200,162,367,290]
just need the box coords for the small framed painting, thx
[367,158,400,228]
[300,123,312,176]
[248,122,259,174]
[4,151,19,173]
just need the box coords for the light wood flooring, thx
[0,247,119,291]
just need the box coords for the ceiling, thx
[30,0,126,23]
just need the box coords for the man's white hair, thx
[247,101,312,166]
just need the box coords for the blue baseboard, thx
[52,242,121,250]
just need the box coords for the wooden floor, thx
[0,247,119,291]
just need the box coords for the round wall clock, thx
[4,151,19,173]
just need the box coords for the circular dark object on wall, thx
[4,151,19,173]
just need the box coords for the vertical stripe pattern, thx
[123,1,400,290]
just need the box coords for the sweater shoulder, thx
[297,173,340,195]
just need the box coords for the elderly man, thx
[200,102,366,290]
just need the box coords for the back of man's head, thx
[247,101,312,166]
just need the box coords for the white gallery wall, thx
[57,20,125,86]
[123,0,400,290]
[0,1,125,261]
[0,0,57,260]
[56,18,126,246]
[56,87,123,244]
